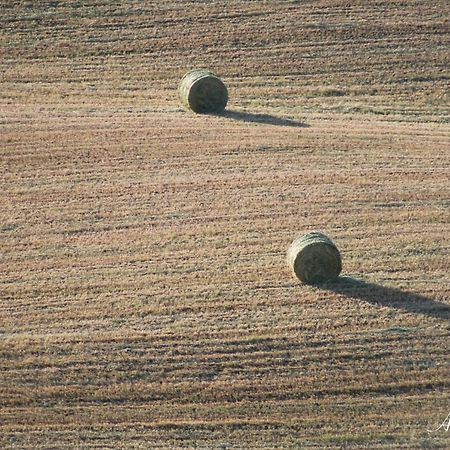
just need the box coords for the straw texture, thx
[287,232,342,284]
[178,69,228,114]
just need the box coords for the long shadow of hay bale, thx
[321,277,450,320]
[219,110,309,128]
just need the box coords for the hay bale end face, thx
[178,69,228,114]
[287,231,342,284]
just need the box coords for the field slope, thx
[1,0,449,448]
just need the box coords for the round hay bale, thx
[178,69,228,114]
[287,231,342,284]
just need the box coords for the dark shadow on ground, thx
[219,110,309,127]
[321,277,450,320]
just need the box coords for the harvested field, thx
[1,0,449,448]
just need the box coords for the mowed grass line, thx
[1,112,449,448]
[1,0,449,121]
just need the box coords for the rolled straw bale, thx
[178,69,228,114]
[287,232,342,284]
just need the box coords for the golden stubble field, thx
[1,0,449,448]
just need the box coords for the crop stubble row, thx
[1,0,449,120]
[1,109,449,447]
